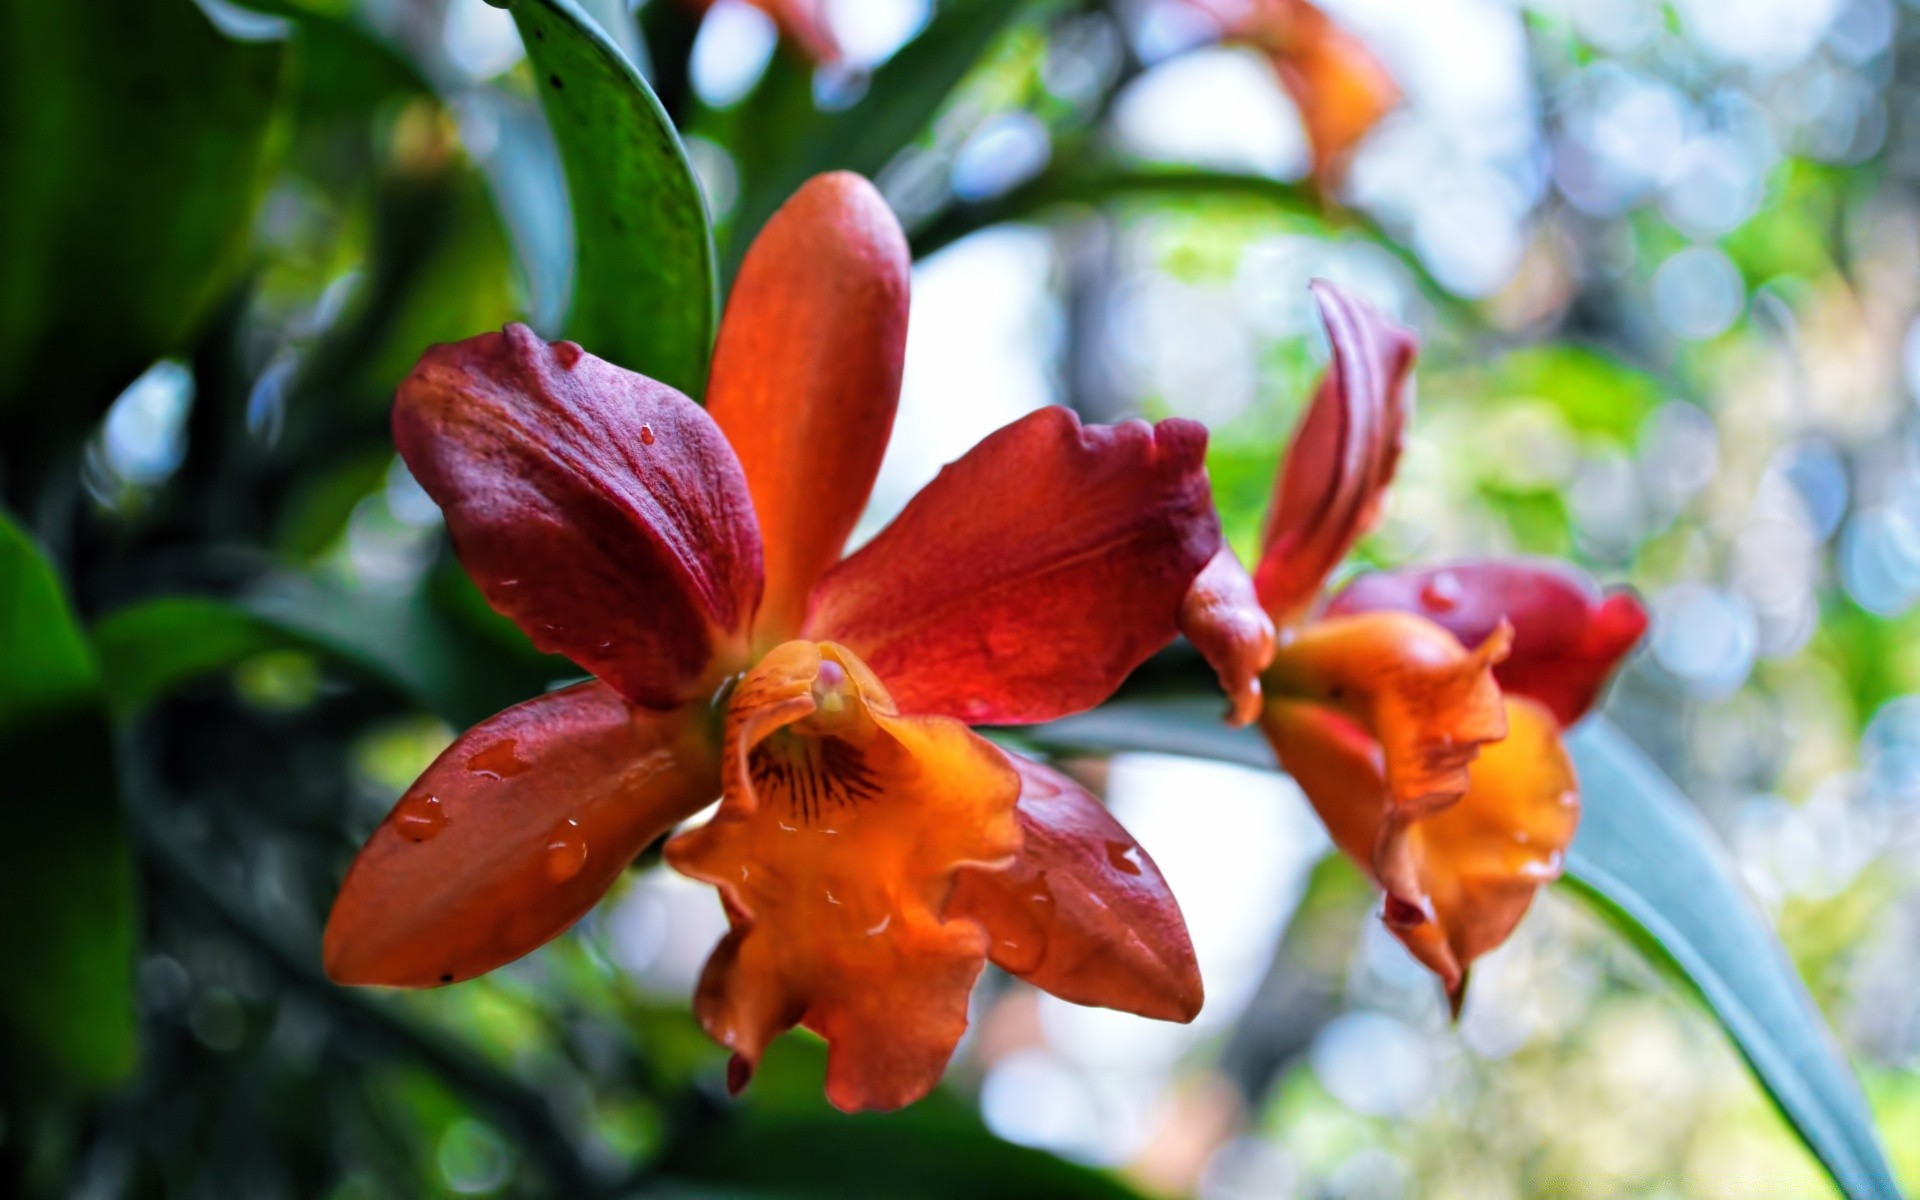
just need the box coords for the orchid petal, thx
[666,641,1021,1112]
[1179,546,1278,727]
[950,755,1202,1022]
[324,682,717,987]
[1327,559,1648,726]
[395,326,763,708]
[1263,696,1577,1003]
[807,407,1220,725]
[708,172,910,645]
[1253,281,1416,625]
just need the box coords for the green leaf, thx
[658,1115,1146,1200]
[1019,701,1903,1199]
[0,513,137,1093]
[0,0,291,420]
[717,0,1029,276]
[94,578,561,729]
[512,0,718,397]
[1563,719,1903,1200]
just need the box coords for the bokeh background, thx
[5,0,1920,1196]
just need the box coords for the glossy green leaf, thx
[0,0,290,421]
[718,0,1029,277]
[1563,719,1903,1200]
[1018,701,1901,1199]
[512,0,718,396]
[94,597,292,717]
[0,513,137,1093]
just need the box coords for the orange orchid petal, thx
[665,641,1021,1112]
[1179,546,1278,727]
[807,407,1220,725]
[1253,281,1417,625]
[1262,697,1577,1002]
[394,326,763,708]
[324,683,718,987]
[708,172,910,645]
[949,755,1203,1023]
[1264,610,1510,827]
[1327,559,1649,726]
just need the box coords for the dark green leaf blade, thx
[0,513,137,1092]
[1563,719,1903,1200]
[513,0,718,396]
[0,0,290,421]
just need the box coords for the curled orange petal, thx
[949,755,1203,1023]
[1265,610,1510,826]
[1253,282,1416,625]
[325,683,718,988]
[1262,696,1576,1003]
[1179,547,1278,727]
[665,641,1020,1112]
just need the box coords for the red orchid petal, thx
[666,641,1022,1112]
[950,756,1203,1022]
[1179,547,1278,727]
[395,326,763,708]
[1262,696,1577,1003]
[806,407,1221,725]
[1253,281,1416,625]
[324,682,718,987]
[1327,559,1649,726]
[708,172,910,644]
[708,0,840,63]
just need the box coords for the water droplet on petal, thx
[544,818,588,882]
[726,1053,753,1095]
[1419,571,1463,613]
[393,794,448,842]
[552,340,584,368]
[1384,895,1429,928]
[1105,840,1144,876]
[639,423,655,445]
[865,914,891,937]
[467,738,531,780]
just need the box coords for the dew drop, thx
[544,818,588,882]
[639,423,655,446]
[467,738,531,780]
[393,794,448,842]
[726,1053,753,1096]
[1383,895,1428,928]
[1105,840,1144,876]
[1419,571,1463,614]
[552,340,584,368]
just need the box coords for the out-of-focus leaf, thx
[0,0,291,421]
[718,0,1029,276]
[1473,344,1663,445]
[1563,719,1903,1200]
[1021,699,1903,1200]
[512,0,717,396]
[95,578,561,728]
[0,512,137,1092]
[659,1116,1146,1199]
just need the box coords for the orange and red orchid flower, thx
[1185,0,1400,185]
[323,172,1217,1111]
[1180,281,1647,1007]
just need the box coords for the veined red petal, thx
[1264,610,1509,827]
[950,756,1202,1022]
[324,683,718,988]
[1262,696,1577,1002]
[806,407,1221,725]
[1326,559,1648,726]
[1253,281,1416,625]
[666,641,1021,1112]
[708,173,910,645]
[1179,546,1278,727]
[395,326,763,708]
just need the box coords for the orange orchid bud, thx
[1179,547,1278,726]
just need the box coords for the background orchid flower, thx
[690,0,839,64]
[323,172,1218,1112]
[1185,0,1400,185]
[1181,281,1647,1008]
